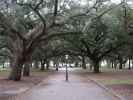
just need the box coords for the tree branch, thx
[99,42,126,59]
[39,31,81,42]
[0,12,26,40]
[53,0,58,24]
[34,0,44,10]
[96,2,124,19]
[80,39,92,56]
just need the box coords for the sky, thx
[79,0,133,6]
[79,0,121,6]
[111,0,121,3]
[109,0,133,5]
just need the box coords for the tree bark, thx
[8,59,23,81]
[118,56,123,69]
[23,62,30,76]
[82,56,86,69]
[93,60,100,73]
[119,61,123,69]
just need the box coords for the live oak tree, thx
[0,0,60,81]
[0,0,133,81]
[0,0,82,81]
[61,1,129,73]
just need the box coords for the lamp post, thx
[65,55,68,81]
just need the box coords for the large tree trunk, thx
[119,59,123,69]
[8,59,23,81]
[93,60,100,73]
[82,56,86,69]
[23,54,32,76]
[118,56,123,70]
[23,62,30,76]
[119,62,123,69]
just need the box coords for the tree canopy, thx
[0,0,133,80]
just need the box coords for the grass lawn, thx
[99,79,133,85]
[89,68,133,100]
[0,68,55,77]
[0,69,9,77]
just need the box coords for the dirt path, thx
[18,70,118,100]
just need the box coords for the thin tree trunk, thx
[30,62,33,68]
[55,63,58,71]
[119,61,123,69]
[46,60,49,70]
[129,57,131,70]
[82,56,86,69]
[114,61,117,69]
[111,61,114,68]
[131,59,133,68]
[40,60,45,70]
[93,60,100,73]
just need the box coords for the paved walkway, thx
[19,71,118,100]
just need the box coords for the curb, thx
[88,78,126,100]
